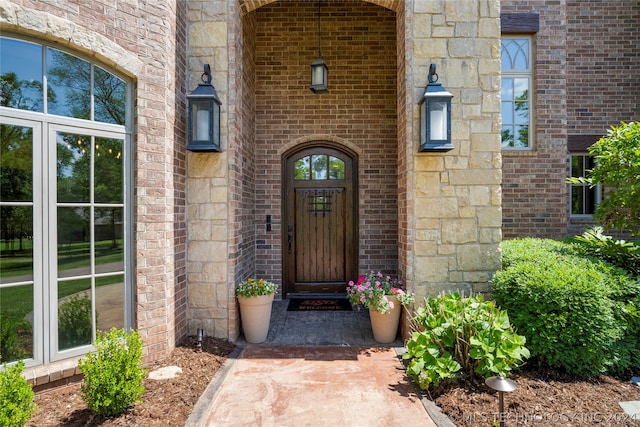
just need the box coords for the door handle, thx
[287,225,293,254]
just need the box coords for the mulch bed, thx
[432,363,640,426]
[26,337,640,426]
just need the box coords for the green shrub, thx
[572,226,640,277]
[0,361,36,427]
[493,238,640,376]
[402,292,530,390]
[0,314,30,363]
[58,294,93,349]
[78,328,146,417]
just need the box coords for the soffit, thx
[239,0,400,15]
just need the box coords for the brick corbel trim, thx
[501,13,540,33]
[568,134,603,152]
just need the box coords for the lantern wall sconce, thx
[309,0,328,93]
[187,64,222,152]
[419,64,454,152]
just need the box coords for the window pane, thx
[95,207,124,273]
[514,78,529,99]
[501,78,513,100]
[329,156,345,179]
[0,37,43,112]
[294,157,310,180]
[94,66,127,125]
[515,125,529,147]
[501,102,514,125]
[571,187,584,215]
[57,132,91,203]
[584,188,596,214]
[1,125,33,202]
[58,207,91,278]
[515,101,529,124]
[96,275,124,332]
[311,155,327,180]
[47,48,91,119]
[95,138,123,203]
[0,284,34,362]
[501,39,529,71]
[501,126,514,147]
[0,207,34,283]
[572,156,584,177]
[58,279,92,351]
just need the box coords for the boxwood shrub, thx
[0,361,36,426]
[493,238,640,377]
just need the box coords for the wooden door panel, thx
[295,188,345,284]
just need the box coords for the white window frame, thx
[501,35,534,150]
[0,36,133,366]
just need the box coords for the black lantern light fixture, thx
[309,0,328,93]
[419,64,454,151]
[187,64,222,152]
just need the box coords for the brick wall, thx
[230,9,258,339]
[501,0,640,239]
[2,0,187,379]
[566,0,640,134]
[396,3,411,286]
[500,0,568,239]
[252,1,399,284]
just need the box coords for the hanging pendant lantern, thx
[310,1,328,93]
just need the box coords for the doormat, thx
[287,297,352,311]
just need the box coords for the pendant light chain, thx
[317,0,322,58]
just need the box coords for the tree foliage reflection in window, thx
[0,37,127,125]
[294,155,344,180]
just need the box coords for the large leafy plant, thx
[572,226,640,277]
[403,292,529,390]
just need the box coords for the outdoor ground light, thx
[309,0,328,93]
[196,328,204,352]
[485,375,517,427]
[187,64,222,152]
[419,64,454,151]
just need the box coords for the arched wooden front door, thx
[282,143,358,296]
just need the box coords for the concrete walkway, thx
[186,300,449,427]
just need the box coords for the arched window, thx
[0,35,133,366]
[294,155,345,180]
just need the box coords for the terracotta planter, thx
[369,295,401,343]
[237,293,275,343]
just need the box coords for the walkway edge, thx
[185,345,244,427]
[394,347,457,427]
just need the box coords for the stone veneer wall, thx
[410,0,502,301]
[186,0,233,338]
[1,0,188,383]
